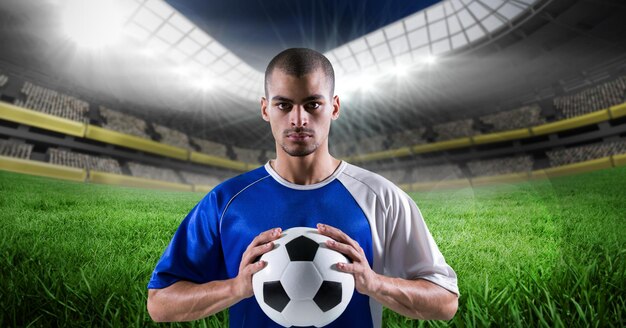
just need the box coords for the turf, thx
[0,166,625,327]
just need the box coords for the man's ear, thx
[261,97,270,122]
[331,95,340,120]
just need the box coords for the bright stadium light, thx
[424,55,438,65]
[193,75,215,92]
[358,74,376,92]
[60,0,127,48]
[392,64,410,77]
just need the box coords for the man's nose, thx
[290,105,308,127]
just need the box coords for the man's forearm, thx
[367,275,458,320]
[147,279,242,322]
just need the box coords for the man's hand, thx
[234,227,283,299]
[316,223,458,320]
[316,223,380,296]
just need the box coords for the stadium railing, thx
[398,154,623,192]
[85,125,188,161]
[344,101,626,163]
[89,171,193,192]
[0,102,85,137]
[0,155,86,182]
[2,99,624,167]
[2,99,626,191]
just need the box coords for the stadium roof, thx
[1,0,626,148]
[119,0,540,101]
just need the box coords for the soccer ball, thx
[252,227,355,327]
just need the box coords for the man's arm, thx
[317,223,458,321]
[147,228,282,322]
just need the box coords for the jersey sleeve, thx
[147,191,227,289]
[384,188,459,295]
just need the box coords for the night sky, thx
[166,0,441,70]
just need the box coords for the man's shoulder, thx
[339,162,404,198]
[209,164,270,199]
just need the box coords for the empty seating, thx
[14,82,89,123]
[433,119,480,141]
[554,75,626,119]
[233,146,261,164]
[47,148,122,174]
[331,141,357,157]
[99,106,151,139]
[180,171,222,186]
[0,139,33,159]
[390,128,427,148]
[546,140,626,167]
[480,104,546,132]
[191,137,228,157]
[408,164,465,183]
[467,155,534,177]
[377,168,409,185]
[153,123,191,149]
[127,162,182,183]
[357,135,388,153]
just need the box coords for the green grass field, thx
[1,166,625,327]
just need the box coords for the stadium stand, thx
[433,119,481,141]
[99,106,151,139]
[546,140,626,167]
[47,148,122,174]
[408,164,465,183]
[0,139,33,160]
[480,104,546,132]
[554,75,626,119]
[14,82,89,123]
[358,134,388,153]
[390,128,427,148]
[179,170,223,186]
[152,123,192,150]
[378,168,409,185]
[233,146,262,164]
[0,74,8,88]
[332,141,357,157]
[467,155,534,177]
[191,137,228,157]
[127,162,182,183]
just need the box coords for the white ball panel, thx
[281,300,325,327]
[281,262,323,301]
[313,246,354,285]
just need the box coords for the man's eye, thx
[305,102,321,110]
[276,103,292,111]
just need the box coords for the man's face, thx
[261,68,339,157]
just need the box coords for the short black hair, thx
[264,48,335,98]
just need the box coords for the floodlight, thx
[424,55,438,65]
[392,64,409,77]
[60,0,127,49]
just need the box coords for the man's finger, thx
[248,227,282,250]
[335,262,355,273]
[243,242,274,265]
[317,223,359,249]
[325,239,362,261]
[247,260,267,275]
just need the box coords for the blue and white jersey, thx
[148,161,458,328]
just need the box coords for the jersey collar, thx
[264,160,347,190]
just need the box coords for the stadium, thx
[0,0,624,326]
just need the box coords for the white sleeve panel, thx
[385,187,459,295]
[339,163,459,296]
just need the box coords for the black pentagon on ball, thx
[313,281,343,312]
[285,235,319,261]
[263,281,290,312]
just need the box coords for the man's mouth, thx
[287,133,312,141]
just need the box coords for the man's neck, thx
[270,148,341,185]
